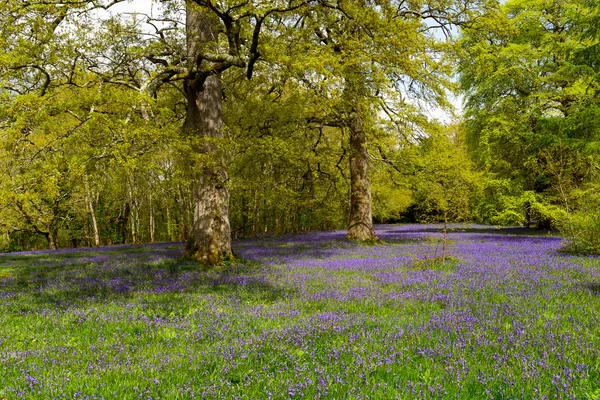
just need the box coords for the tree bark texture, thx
[127,180,137,244]
[84,178,100,247]
[346,108,378,242]
[166,204,173,242]
[342,61,378,242]
[183,4,233,265]
[149,195,155,243]
[46,231,58,250]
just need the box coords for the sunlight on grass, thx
[0,224,598,399]
[0,268,14,279]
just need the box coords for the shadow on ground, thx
[378,225,556,236]
[583,282,600,295]
[0,224,571,307]
[0,246,289,308]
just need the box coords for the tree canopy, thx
[1,0,599,257]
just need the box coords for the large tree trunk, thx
[183,4,233,265]
[343,68,377,242]
[346,108,378,241]
[46,230,58,250]
[343,64,377,242]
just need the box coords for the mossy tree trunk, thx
[183,4,233,265]
[345,75,378,242]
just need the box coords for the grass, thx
[0,224,599,399]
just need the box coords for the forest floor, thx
[0,224,599,399]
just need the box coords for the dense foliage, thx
[459,0,600,238]
[0,0,483,251]
[0,0,599,254]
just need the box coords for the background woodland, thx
[1,0,599,255]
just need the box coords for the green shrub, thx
[561,212,600,255]
[0,233,9,253]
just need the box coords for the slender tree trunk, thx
[183,5,233,265]
[252,190,259,236]
[149,195,155,243]
[134,205,140,243]
[166,204,173,242]
[263,198,268,233]
[83,221,91,247]
[130,215,137,244]
[241,194,248,236]
[346,104,377,242]
[120,202,130,244]
[127,182,137,244]
[89,201,100,247]
[84,178,100,247]
[442,212,448,263]
[176,184,187,241]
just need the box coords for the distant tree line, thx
[1,0,599,256]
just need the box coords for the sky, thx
[106,0,155,15]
